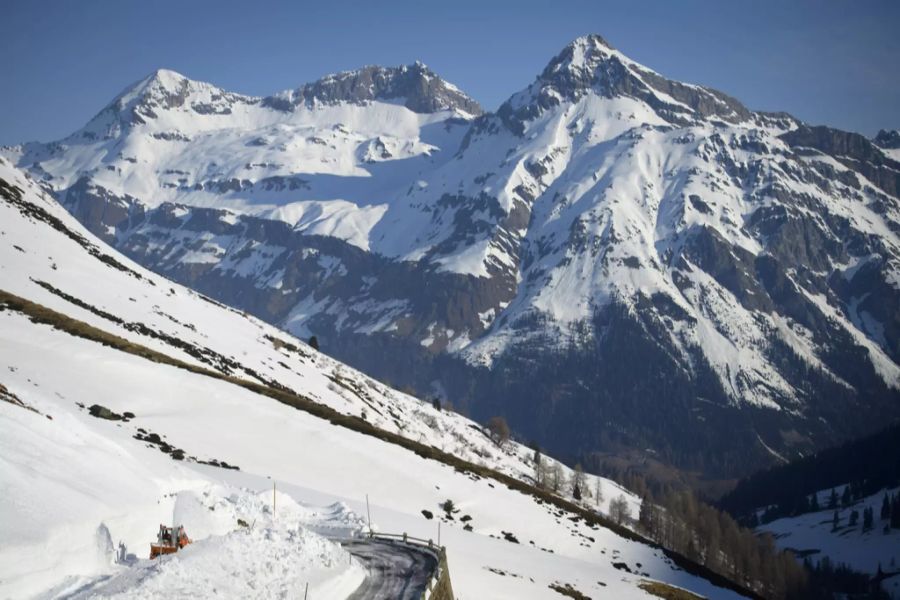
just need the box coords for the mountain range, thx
[4,33,899,480]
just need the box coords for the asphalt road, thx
[342,539,439,600]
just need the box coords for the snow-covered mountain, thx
[4,34,899,478]
[0,158,751,599]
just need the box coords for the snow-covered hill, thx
[0,160,749,599]
[759,485,900,575]
[4,34,899,478]
[758,485,900,599]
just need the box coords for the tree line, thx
[719,421,900,522]
[751,485,900,533]
[638,487,808,599]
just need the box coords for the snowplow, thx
[150,524,191,559]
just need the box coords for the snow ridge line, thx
[0,288,758,599]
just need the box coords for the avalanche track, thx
[342,539,439,600]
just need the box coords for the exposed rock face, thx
[4,35,899,479]
[263,62,483,115]
[780,124,900,198]
[874,129,900,149]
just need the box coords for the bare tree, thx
[486,416,510,447]
[533,453,547,488]
[594,478,604,507]
[609,494,631,525]
[551,463,564,492]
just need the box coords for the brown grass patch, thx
[639,580,707,600]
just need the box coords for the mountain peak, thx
[540,34,619,82]
[119,68,194,106]
[874,129,900,149]
[79,68,253,132]
[264,63,483,116]
[571,33,613,47]
[145,68,189,89]
[497,33,751,134]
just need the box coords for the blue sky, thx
[1,0,898,145]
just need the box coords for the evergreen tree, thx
[841,486,852,507]
[809,493,819,512]
[571,464,586,501]
[849,509,859,527]
[639,495,653,533]
[747,511,760,528]
[431,397,441,411]
[308,335,319,351]
[881,492,890,520]
[832,510,840,531]
[828,488,838,509]
[891,493,900,529]
[594,478,603,507]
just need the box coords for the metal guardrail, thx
[349,531,453,600]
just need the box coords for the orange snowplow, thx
[150,524,191,559]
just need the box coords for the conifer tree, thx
[571,464,586,501]
[841,486,852,507]
[891,493,900,529]
[639,495,653,533]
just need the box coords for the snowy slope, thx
[0,161,745,599]
[0,157,583,488]
[3,65,477,254]
[759,485,900,576]
[5,34,899,478]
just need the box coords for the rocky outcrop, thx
[874,129,900,149]
[263,62,483,115]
